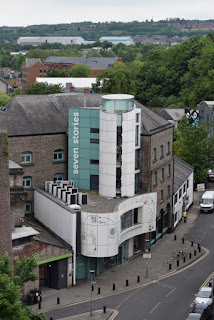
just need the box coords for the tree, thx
[0,253,46,320]
[67,64,91,77]
[25,82,63,94]
[0,92,12,107]
[174,117,214,184]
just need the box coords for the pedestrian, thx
[183,211,187,223]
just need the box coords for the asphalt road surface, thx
[46,209,214,320]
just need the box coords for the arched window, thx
[21,151,32,163]
[23,176,32,188]
[54,149,64,161]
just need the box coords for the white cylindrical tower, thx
[99,94,140,198]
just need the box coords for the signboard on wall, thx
[185,109,199,126]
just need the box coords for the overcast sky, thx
[1,0,214,27]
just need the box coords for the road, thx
[46,209,214,320]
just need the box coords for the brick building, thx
[135,101,174,240]
[43,56,122,77]
[22,58,48,92]
[0,130,12,258]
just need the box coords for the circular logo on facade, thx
[110,228,115,236]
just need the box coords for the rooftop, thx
[174,156,194,193]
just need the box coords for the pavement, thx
[32,191,208,320]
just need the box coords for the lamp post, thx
[89,270,95,317]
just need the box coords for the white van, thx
[200,191,214,213]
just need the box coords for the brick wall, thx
[22,61,48,92]
[141,127,174,228]
[13,240,70,296]
[0,131,12,258]
[8,133,68,207]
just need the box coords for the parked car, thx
[194,287,213,306]
[185,313,201,319]
[192,303,213,319]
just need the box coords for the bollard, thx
[199,246,201,253]
[177,260,179,267]
[98,287,101,295]
[50,318,53,320]
[189,252,192,259]
[194,249,197,256]
[103,306,106,314]
[57,297,60,304]
[183,257,186,263]
[182,238,185,244]
[191,241,193,247]
[174,235,177,241]
[126,280,129,287]
[198,243,200,249]
[113,283,115,291]
[169,263,172,270]
[38,302,41,309]
[137,276,140,283]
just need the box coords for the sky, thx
[1,0,214,27]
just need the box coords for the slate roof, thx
[173,156,194,193]
[135,101,174,135]
[43,56,119,70]
[0,93,102,136]
[159,108,185,121]
[0,93,173,137]
[26,58,41,67]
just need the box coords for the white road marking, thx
[165,287,176,297]
[149,302,161,314]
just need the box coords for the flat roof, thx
[12,226,39,240]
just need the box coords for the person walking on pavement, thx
[183,211,187,223]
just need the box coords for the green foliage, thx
[25,82,63,94]
[13,256,38,287]
[174,117,214,184]
[0,253,46,320]
[67,64,91,77]
[0,92,12,107]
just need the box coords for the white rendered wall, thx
[81,192,157,258]
[173,172,194,228]
[121,109,136,197]
[34,190,77,283]
[99,110,117,197]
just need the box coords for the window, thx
[54,173,64,181]
[167,185,170,196]
[135,149,140,170]
[25,201,32,213]
[21,151,32,164]
[154,171,157,185]
[54,149,64,161]
[152,148,157,161]
[167,164,171,176]
[183,183,186,194]
[23,176,32,188]
[160,190,164,201]
[160,145,164,158]
[90,159,99,165]
[174,193,178,204]
[179,188,182,198]
[187,179,189,189]
[90,139,99,144]
[136,113,140,123]
[135,125,139,146]
[174,212,177,223]
[40,69,42,73]
[44,69,46,73]
[161,168,164,180]
[90,128,99,133]
[134,208,138,224]
[167,142,170,154]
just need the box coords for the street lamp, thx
[89,270,95,317]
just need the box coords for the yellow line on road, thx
[41,246,209,313]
